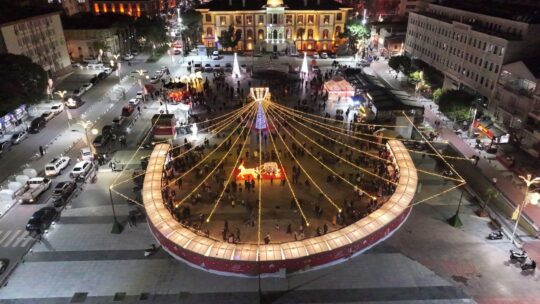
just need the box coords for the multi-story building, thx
[47,0,90,16]
[404,1,540,99]
[397,0,434,17]
[92,0,160,17]
[64,27,128,60]
[491,58,540,157]
[196,0,351,53]
[0,11,71,76]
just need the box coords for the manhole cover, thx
[71,292,88,303]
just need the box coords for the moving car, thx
[320,52,329,59]
[98,72,109,80]
[45,156,71,176]
[11,130,28,145]
[150,76,160,84]
[103,67,113,74]
[211,51,220,60]
[123,54,134,60]
[29,117,46,133]
[52,181,76,201]
[25,207,58,234]
[65,97,84,109]
[69,161,92,179]
[41,111,54,122]
[72,89,83,97]
[17,177,52,204]
[92,134,110,148]
[50,103,64,115]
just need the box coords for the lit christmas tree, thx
[233,52,241,77]
[255,102,268,130]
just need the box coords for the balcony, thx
[498,71,536,98]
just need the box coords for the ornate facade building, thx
[196,0,351,52]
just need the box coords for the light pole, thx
[55,90,71,128]
[447,185,466,227]
[510,174,540,244]
[79,121,98,155]
[109,186,124,234]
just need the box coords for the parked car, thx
[29,117,46,133]
[69,161,92,179]
[121,106,134,117]
[204,64,213,72]
[0,140,12,155]
[225,63,232,71]
[89,75,99,85]
[136,91,144,100]
[50,103,64,115]
[154,70,164,77]
[194,63,202,72]
[112,116,126,127]
[312,52,320,59]
[71,62,82,68]
[320,52,329,59]
[123,54,134,61]
[0,259,9,275]
[11,130,28,145]
[45,156,71,176]
[150,76,160,84]
[357,59,370,67]
[80,148,93,162]
[129,98,140,108]
[72,89,83,97]
[211,51,220,60]
[81,83,93,92]
[26,207,58,234]
[98,72,109,80]
[103,67,113,74]
[41,111,54,122]
[92,134,110,148]
[52,181,76,201]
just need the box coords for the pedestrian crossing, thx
[0,230,34,248]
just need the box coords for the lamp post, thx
[510,174,540,244]
[79,121,98,155]
[109,186,124,234]
[447,185,466,227]
[55,90,71,128]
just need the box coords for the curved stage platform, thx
[143,140,418,276]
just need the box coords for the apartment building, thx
[196,0,351,52]
[404,2,540,99]
[491,58,540,157]
[0,11,71,76]
[397,0,434,16]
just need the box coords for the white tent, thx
[16,175,30,185]
[23,168,38,178]
[323,76,355,101]
[0,189,14,202]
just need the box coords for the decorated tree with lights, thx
[255,103,268,130]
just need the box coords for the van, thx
[29,117,46,133]
[44,156,71,176]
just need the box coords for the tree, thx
[436,89,475,121]
[340,19,370,53]
[134,16,168,47]
[478,187,499,217]
[388,55,411,74]
[433,88,443,103]
[219,25,242,50]
[0,54,47,116]
[180,10,202,50]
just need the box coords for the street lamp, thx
[55,90,67,100]
[510,174,540,244]
[79,121,98,155]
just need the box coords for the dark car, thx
[0,141,11,155]
[121,106,134,117]
[52,181,76,200]
[97,72,108,80]
[92,134,110,148]
[29,117,46,133]
[0,259,9,275]
[26,207,58,234]
[102,125,113,136]
[90,75,99,85]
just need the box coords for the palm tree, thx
[478,187,498,217]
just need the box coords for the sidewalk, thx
[371,61,540,238]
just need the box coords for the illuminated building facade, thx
[196,0,351,52]
[92,0,160,17]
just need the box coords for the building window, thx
[258,29,264,40]
[235,16,242,25]
[220,16,226,25]
[207,27,213,36]
[308,15,314,24]
[205,14,211,22]
[297,28,304,39]
[323,15,330,24]
[286,28,291,39]
[307,29,313,39]
[322,29,329,39]
[273,30,278,40]
[297,15,303,24]
[247,29,253,40]
[336,13,342,21]
[246,15,253,25]
[286,15,292,24]
[335,26,341,38]
[258,15,264,25]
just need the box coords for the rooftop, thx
[197,0,349,11]
[435,0,540,24]
[0,4,61,25]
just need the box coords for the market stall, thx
[323,76,355,101]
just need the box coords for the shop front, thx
[0,104,28,133]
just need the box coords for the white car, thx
[312,53,320,59]
[11,130,28,145]
[211,51,220,60]
[136,91,144,100]
[154,70,164,77]
[81,83,93,92]
[70,161,92,179]
[320,52,329,59]
[103,67,113,74]
[123,54,134,61]
[150,76,160,84]
[129,98,140,107]
[45,156,70,176]
[50,103,64,115]
[41,111,55,121]
[81,148,93,161]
